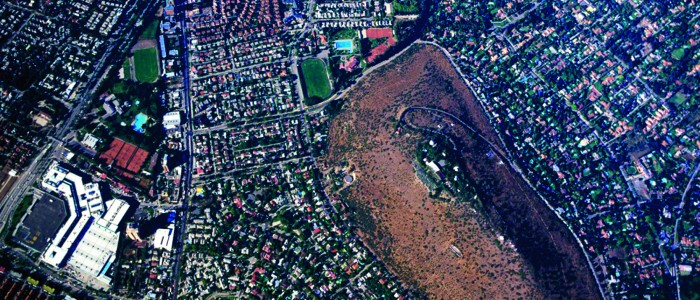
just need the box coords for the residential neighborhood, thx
[0,0,697,299]
[430,0,699,297]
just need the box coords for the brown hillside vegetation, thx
[322,44,600,299]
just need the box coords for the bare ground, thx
[323,44,542,299]
[132,39,157,51]
[322,44,599,299]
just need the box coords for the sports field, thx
[133,47,159,83]
[301,58,332,105]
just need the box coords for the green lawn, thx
[392,0,419,14]
[122,59,132,80]
[141,20,159,40]
[301,59,332,105]
[671,48,685,60]
[593,81,604,92]
[331,28,358,42]
[680,275,700,300]
[670,92,687,105]
[133,47,159,83]
[492,18,510,27]
[4,195,33,243]
[102,80,166,152]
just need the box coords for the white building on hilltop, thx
[40,161,130,289]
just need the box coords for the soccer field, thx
[133,47,159,83]
[301,58,332,105]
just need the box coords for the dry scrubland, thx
[324,44,537,299]
[322,44,599,299]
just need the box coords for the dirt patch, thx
[132,39,157,51]
[322,44,541,299]
[322,43,600,299]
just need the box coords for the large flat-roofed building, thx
[14,193,68,253]
[162,111,181,130]
[153,223,175,252]
[41,162,104,217]
[39,161,130,290]
[66,199,129,286]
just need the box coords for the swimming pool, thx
[131,113,148,133]
[334,39,354,52]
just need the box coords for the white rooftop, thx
[162,111,181,129]
[67,217,120,284]
[40,161,130,289]
[82,134,99,149]
[153,223,175,252]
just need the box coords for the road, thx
[193,156,314,184]
[169,0,316,295]
[132,4,622,299]
[673,163,700,299]
[192,110,305,135]
[306,39,419,112]
[414,40,609,299]
[0,0,154,240]
[0,3,158,298]
[290,54,306,109]
[170,0,195,297]
[0,145,54,238]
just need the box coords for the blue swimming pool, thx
[334,39,354,52]
[132,113,148,133]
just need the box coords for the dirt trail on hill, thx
[323,44,540,299]
[322,44,599,299]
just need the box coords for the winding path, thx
[673,163,700,299]
[399,40,609,299]
[303,38,608,298]
[306,40,420,112]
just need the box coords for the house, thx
[425,160,440,173]
[103,102,115,117]
[339,56,358,72]
[82,134,99,149]
[165,4,175,16]
[153,223,175,252]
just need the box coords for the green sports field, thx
[133,47,159,83]
[301,58,332,105]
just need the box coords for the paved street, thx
[170,0,194,296]
[0,3,151,239]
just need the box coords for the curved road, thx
[673,163,700,299]
[417,39,608,299]
[399,95,606,300]
[306,40,421,112]
[303,39,607,298]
